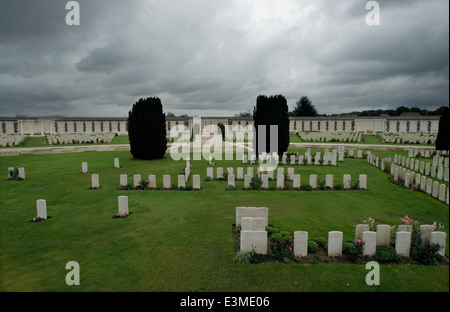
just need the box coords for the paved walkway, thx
[288,142,436,152]
[0,142,435,157]
[0,144,131,156]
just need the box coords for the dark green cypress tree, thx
[253,95,290,156]
[435,106,449,151]
[128,97,167,160]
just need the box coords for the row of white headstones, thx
[237,207,447,258]
[366,154,449,204]
[393,154,449,183]
[240,148,365,166]
[209,167,368,190]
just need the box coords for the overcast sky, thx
[0,0,448,117]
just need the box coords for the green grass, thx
[0,150,448,292]
[1,135,130,149]
[290,134,435,147]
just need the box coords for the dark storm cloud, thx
[0,0,448,117]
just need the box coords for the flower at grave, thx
[402,215,411,224]
[356,239,362,244]
[289,247,292,252]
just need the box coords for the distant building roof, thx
[379,114,390,117]
[400,112,421,117]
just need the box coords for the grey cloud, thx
[0,0,448,117]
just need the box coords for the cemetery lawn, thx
[289,134,434,147]
[1,135,130,149]
[0,150,448,292]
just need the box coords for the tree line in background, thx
[168,96,447,118]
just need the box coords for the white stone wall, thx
[0,116,441,136]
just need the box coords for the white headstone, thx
[328,231,343,257]
[362,231,377,256]
[293,174,301,189]
[359,174,367,189]
[294,231,308,257]
[178,175,186,188]
[420,176,427,192]
[343,174,351,189]
[290,155,296,165]
[247,167,253,177]
[163,175,171,189]
[120,174,127,186]
[81,162,88,174]
[236,207,268,227]
[148,175,156,189]
[398,224,412,233]
[355,224,369,241]
[419,225,434,243]
[237,167,244,180]
[376,224,391,246]
[395,231,411,257]
[309,174,317,189]
[118,196,129,215]
[206,167,213,179]
[18,167,25,180]
[227,174,235,188]
[287,168,294,180]
[36,199,47,220]
[439,184,446,202]
[432,181,439,198]
[240,231,268,255]
[91,174,100,189]
[114,158,120,168]
[261,174,268,189]
[244,175,251,189]
[241,217,266,231]
[430,231,447,257]
[404,172,410,188]
[277,174,284,189]
[426,178,433,195]
[217,167,224,179]
[193,175,201,190]
[133,174,141,188]
[325,174,333,189]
